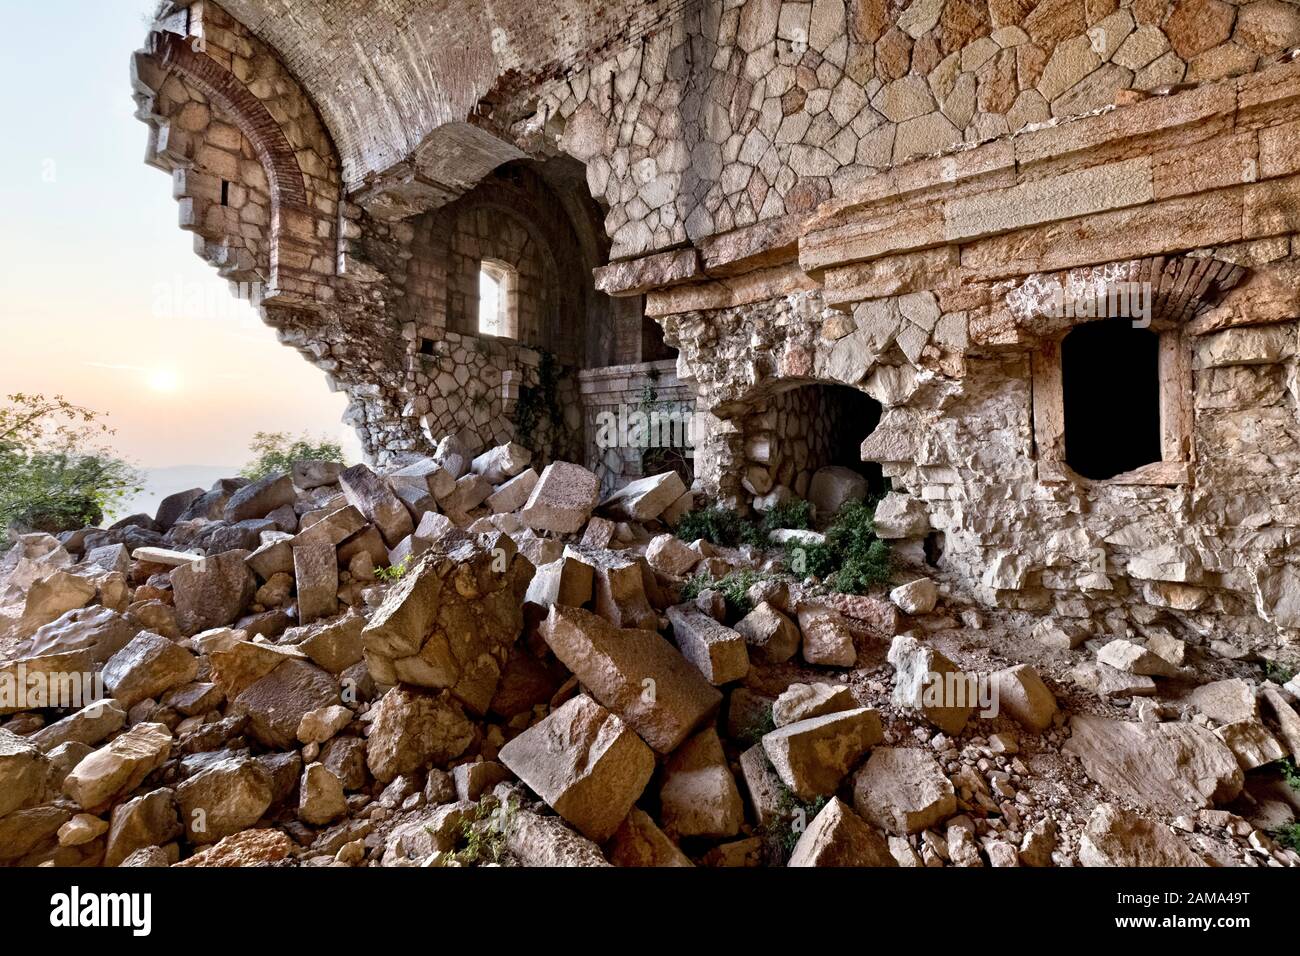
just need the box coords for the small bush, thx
[1273,823,1300,852]
[680,567,764,620]
[242,431,344,481]
[1281,757,1300,792]
[784,498,891,595]
[676,498,813,548]
[759,498,813,534]
[374,555,411,583]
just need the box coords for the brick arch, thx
[153,32,309,211]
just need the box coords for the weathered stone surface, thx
[224,474,296,523]
[339,463,413,548]
[170,553,257,635]
[588,549,658,630]
[486,468,538,513]
[888,633,972,734]
[852,746,957,835]
[105,788,182,867]
[539,605,720,753]
[498,694,655,842]
[64,722,172,811]
[520,462,601,534]
[797,605,857,667]
[788,796,897,867]
[1071,661,1158,699]
[524,552,594,609]
[452,760,511,802]
[1078,803,1207,866]
[175,753,275,844]
[103,631,198,708]
[600,471,687,521]
[504,809,612,867]
[609,807,693,867]
[230,657,341,750]
[32,699,128,751]
[1187,678,1259,724]
[645,533,700,577]
[361,536,530,713]
[291,611,365,673]
[21,605,138,664]
[293,540,339,625]
[991,664,1058,731]
[734,601,800,663]
[1215,719,1286,770]
[471,442,533,484]
[366,687,474,783]
[296,703,353,744]
[0,727,49,817]
[773,682,857,727]
[762,707,883,800]
[20,571,96,634]
[175,828,295,867]
[298,762,347,825]
[1063,715,1244,813]
[808,466,869,517]
[659,728,743,839]
[890,577,938,614]
[293,460,342,489]
[667,605,750,684]
[1096,638,1180,678]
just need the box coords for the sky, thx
[0,1,362,474]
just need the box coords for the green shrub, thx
[675,506,750,547]
[1273,823,1300,852]
[680,567,764,620]
[0,394,141,538]
[759,498,813,534]
[242,431,344,480]
[784,498,891,595]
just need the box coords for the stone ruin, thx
[3,0,1300,867]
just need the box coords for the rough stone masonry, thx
[2,0,1293,867]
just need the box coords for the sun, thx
[147,369,180,392]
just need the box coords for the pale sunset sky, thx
[0,1,362,483]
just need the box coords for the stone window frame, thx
[1021,256,1247,488]
[478,257,519,339]
[1031,327,1192,486]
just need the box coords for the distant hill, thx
[112,465,241,523]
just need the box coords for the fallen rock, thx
[230,657,341,750]
[520,462,601,534]
[504,809,612,867]
[991,664,1057,731]
[170,553,257,635]
[471,442,532,484]
[175,828,295,867]
[486,468,539,514]
[63,722,172,812]
[298,763,347,825]
[223,474,295,523]
[608,808,693,867]
[291,612,365,674]
[524,552,594,609]
[788,797,897,867]
[888,633,972,734]
[293,540,338,625]
[772,682,857,727]
[175,752,274,844]
[645,533,700,577]
[105,788,182,866]
[1070,661,1158,699]
[20,571,96,634]
[599,471,687,522]
[734,601,800,664]
[1188,678,1259,724]
[453,760,511,802]
[339,463,413,548]
[659,728,743,838]
[361,536,531,714]
[366,687,474,784]
[1096,639,1180,678]
[797,605,857,667]
[497,694,654,842]
[588,549,658,630]
[852,747,956,835]
[20,605,138,664]
[297,704,353,745]
[0,728,49,817]
[667,606,749,684]
[1215,720,1287,770]
[538,605,721,753]
[762,707,883,800]
[102,631,198,708]
[890,577,938,614]
[1078,803,1207,867]
[808,466,868,517]
[32,699,128,751]
[1063,715,1244,813]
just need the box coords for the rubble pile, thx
[1,437,1298,868]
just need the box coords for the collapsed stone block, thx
[520,462,601,534]
[667,605,750,685]
[339,463,413,548]
[762,707,883,800]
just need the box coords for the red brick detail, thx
[155,32,310,210]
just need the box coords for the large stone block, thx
[498,694,655,842]
[169,552,257,635]
[667,605,750,684]
[339,463,413,548]
[762,707,883,800]
[520,462,601,534]
[599,471,688,522]
[539,605,720,753]
[361,535,531,714]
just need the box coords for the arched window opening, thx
[478,258,517,338]
[1061,318,1161,480]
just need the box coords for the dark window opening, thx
[1061,318,1161,480]
[826,385,884,495]
[924,531,945,569]
[220,180,230,206]
[417,337,435,356]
